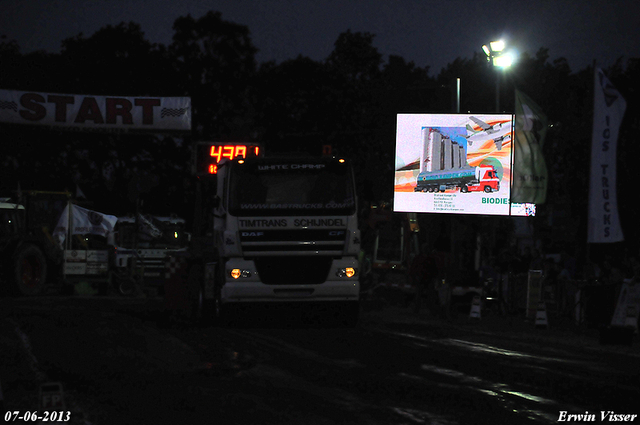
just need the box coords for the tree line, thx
[1,10,639,253]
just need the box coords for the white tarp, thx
[53,204,118,247]
[137,214,163,240]
[587,68,626,243]
[0,89,191,131]
[512,90,548,204]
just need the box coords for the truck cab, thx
[212,156,361,325]
[112,215,189,294]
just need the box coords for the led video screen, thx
[394,113,516,215]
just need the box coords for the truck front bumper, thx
[221,280,359,303]
[221,258,359,303]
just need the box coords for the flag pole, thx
[586,60,596,264]
[64,199,72,281]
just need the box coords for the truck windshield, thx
[115,221,187,249]
[228,161,356,217]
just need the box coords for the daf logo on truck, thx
[241,231,264,237]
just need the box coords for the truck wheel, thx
[214,299,224,326]
[339,301,360,328]
[484,186,492,193]
[214,289,222,321]
[116,276,136,295]
[190,284,205,325]
[13,244,46,296]
[219,303,237,327]
[461,186,468,193]
[213,286,230,326]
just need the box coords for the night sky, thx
[2,0,640,76]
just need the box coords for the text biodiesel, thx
[482,197,509,204]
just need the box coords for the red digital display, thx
[195,143,261,175]
[209,145,258,163]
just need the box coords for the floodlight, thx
[493,53,513,68]
[490,40,505,52]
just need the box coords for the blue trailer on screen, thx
[414,165,500,193]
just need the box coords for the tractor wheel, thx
[13,244,46,296]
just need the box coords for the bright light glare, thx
[482,45,491,57]
[493,53,514,68]
[490,40,505,52]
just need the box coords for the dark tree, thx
[60,22,175,96]
[170,11,258,139]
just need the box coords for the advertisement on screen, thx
[394,114,515,215]
[511,203,536,217]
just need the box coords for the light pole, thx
[482,40,513,112]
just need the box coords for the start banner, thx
[0,89,191,132]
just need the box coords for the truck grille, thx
[239,229,346,256]
[253,256,332,285]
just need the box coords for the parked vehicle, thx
[0,191,69,296]
[111,214,189,295]
[209,155,362,326]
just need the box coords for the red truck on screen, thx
[414,165,500,193]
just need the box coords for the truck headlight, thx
[230,268,252,279]
[336,267,357,278]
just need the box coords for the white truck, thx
[210,155,361,326]
[112,215,189,295]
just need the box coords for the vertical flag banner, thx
[588,68,626,243]
[513,90,548,204]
